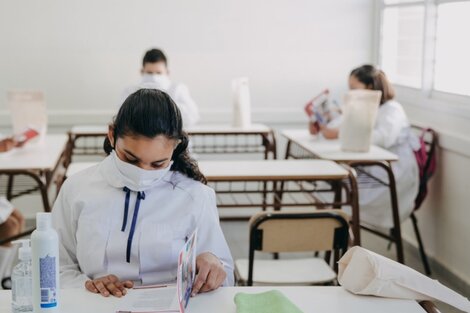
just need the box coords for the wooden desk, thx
[67,125,108,157]
[0,134,69,212]
[68,124,277,159]
[199,159,349,181]
[282,129,398,162]
[199,160,360,245]
[188,124,276,158]
[281,129,405,264]
[0,287,427,313]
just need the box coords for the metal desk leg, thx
[385,161,405,264]
[25,171,51,213]
[347,167,361,246]
[6,174,14,200]
[350,161,404,264]
[262,130,277,160]
[273,181,283,212]
[332,180,342,209]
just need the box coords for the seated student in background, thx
[52,89,233,297]
[310,65,420,230]
[122,48,200,127]
[0,201,24,285]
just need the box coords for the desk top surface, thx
[199,159,349,181]
[70,124,272,136]
[187,123,272,134]
[282,129,398,162]
[66,160,349,181]
[0,134,68,171]
[0,287,425,313]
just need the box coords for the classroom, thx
[1,1,470,312]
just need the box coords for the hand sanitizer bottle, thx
[11,239,33,313]
[31,212,59,313]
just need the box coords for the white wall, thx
[0,0,374,126]
[398,91,470,286]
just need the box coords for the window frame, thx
[377,0,470,116]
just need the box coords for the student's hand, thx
[0,138,15,153]
[192,252,226,296]
[10,209,25,231]
[0,210,23,247]
[85,274,134,298]
[308,121,320,135]
[320,125,340,140]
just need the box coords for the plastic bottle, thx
[11,239,33,313]
[31,212,59,313]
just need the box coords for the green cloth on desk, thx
[234,290,304,313]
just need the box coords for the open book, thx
[116,230,197,313]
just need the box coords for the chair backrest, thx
[247,210,350,285]
[412,126,438,210]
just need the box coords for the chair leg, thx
[410,213,432,275]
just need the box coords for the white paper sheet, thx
[116,286,179,313]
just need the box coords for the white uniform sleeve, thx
[0,197,14,224]
[51,184,90,288]
[372,103,406,149]
[195,188,234,286]
[172,84,200,128]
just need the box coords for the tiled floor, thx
[220,220,467,313]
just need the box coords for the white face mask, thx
[141,73,171,90]
[111,150,173,191]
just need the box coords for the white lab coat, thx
[355,100,420,229]
[122,80,200,128]
[51,155,234,288]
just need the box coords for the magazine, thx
[304,89,341,126]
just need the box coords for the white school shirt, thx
[122,79,200,128]
[355,100,420,229]
[51,155,234,288]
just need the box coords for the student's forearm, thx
[322,127,339,139]
[60,266,91,288]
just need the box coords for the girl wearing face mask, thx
[310,65,420,230]
[52,89,234,297]
[121,48,200,128]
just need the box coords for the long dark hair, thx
[350,65,395,105]
[103,89,206,184]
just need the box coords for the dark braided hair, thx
[350,65,395,105]
[103,88,206,184]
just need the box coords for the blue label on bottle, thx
[41,302,57,308]
[39,255,57,307]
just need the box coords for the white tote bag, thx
[338,247,470,312]
[232,77,251,128]
[7,90,47,141]
[339,90,381,152]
